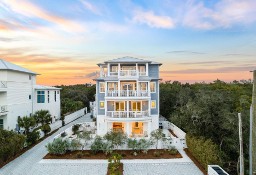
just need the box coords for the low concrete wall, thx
[50,108,86,131]
[160,120,187,148]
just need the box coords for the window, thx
[99,82,105,93]
[29,75,32,80]
[150,82,156,93]
[48,91,50,103]
[0,119,3,129]
[151,100,156,108]
[37,91,45,103]
[29,95,31,100]
[140,82,147,91]
[57,91,59,94]
[135,122,138,127]
[100,101,105,109]
[54,91,56,102]
[108,82,118,91]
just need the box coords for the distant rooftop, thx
[98,56,162,65]
[0,59,38,75]
[33,85,61,90]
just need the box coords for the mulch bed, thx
[107,163,123,175]
[168,129,178,138]
[0,129,58,168]
[44,149,183,159]
[184,148,207,175]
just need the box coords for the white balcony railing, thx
[119,70,137,77]
[0,81,7,88]
[106,90,149,97]
[106,111,149,118]
[0,105,7,113]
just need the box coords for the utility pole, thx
[251,70,256,175]
[238,113,244,175]
[250,105,253,175]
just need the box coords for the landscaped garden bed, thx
[44,149,182,159]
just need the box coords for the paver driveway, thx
[0,113,203,175]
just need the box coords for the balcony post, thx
[107,63,110,76]
[136,63,138,77]
[146,63,148,76]
[118,63,120,78]
[127,101,129,118]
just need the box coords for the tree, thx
[17,116,36,135]
[33,110,52,126]
[151,129,165,150]
[104,130,127,150]
[41,124,51,135]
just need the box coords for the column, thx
[107,63,110,76]
[136,63,138,76]
[147,121,151,137]
[118,63,120,78]
[127,122,131,137]
[146,63,148,76]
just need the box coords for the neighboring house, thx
[0,59,61,131]
[94,57,162,137]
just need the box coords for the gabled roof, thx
[0,59,38,75]
[33,85,61,90]
[100,56,162,65]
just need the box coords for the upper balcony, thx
[99,63,148,79]
[0,81,7,92]
[0,105,8,116]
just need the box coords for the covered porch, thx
[106,120,152,138]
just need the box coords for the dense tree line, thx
[160,80,252,175]
[57,84,96,115]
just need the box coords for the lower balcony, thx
[0,105,8,116]
[106,90,149,97]
[106,111,149,118]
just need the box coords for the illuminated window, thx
[99,82,105,93]
[100,101,105,109]
[151,100,156,108]
[150,82,156,93]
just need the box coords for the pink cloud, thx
[132,10,175,29]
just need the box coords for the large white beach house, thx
[0,59,61,131]
[94,57,162,137]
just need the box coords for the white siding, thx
[33,89,61,122]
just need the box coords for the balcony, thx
[0,105,8,116]
[106,90,149,97]
[0,81,7,91]
[106,111,149,118]
[104,70,147,78]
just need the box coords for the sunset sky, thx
[0,0,256,85]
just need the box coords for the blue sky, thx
[0,0,256,85]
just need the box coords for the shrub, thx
[167,146,178,155]
[0,129,26,164]
[46,138,70,155]
[26,130,40,146]
[76,152,83,158]
[61,132,67,137]
[70,139,81,151]
[127,138,138,152]
[137,139,152,153]
[41,124,51,135]
[72,124,80,135]
[90,136,104,154]
[186,134,221,170]
[108,153,122,175]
